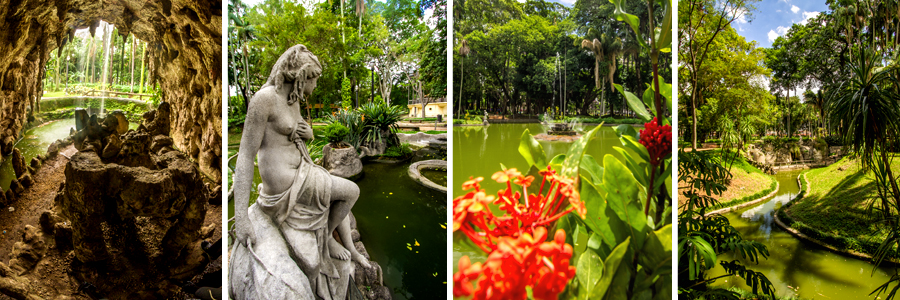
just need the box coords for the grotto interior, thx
[0,0,224,299]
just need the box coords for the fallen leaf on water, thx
[433,272,438,277]
[406,243,412,251]
[439,223,446,229]
[414,239,420,247]
[402,225,406,228]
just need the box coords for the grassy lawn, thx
[678,150,777,211]
[785,156,900,255]
[451,118,483,125]
[397,130,446,134]
[42,91,67,98]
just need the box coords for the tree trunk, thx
[139,41,147,94]
[55,51,60,91]
[243,44,251,111]
[458,56,464,116]
[130,35,136,92]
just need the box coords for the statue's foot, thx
[328,238,351,261]
[351,252,371,269]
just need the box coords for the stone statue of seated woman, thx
[230,44,369,300]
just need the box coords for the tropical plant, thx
[826,47,900,299]
[581,31,623,116]
[325,109,365,148]
[677,150,776,299]
[457,39,470,116]
[455,120,673,299]
[358,101,406,148]
[322,122,350,147]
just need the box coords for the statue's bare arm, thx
[233,90,273,245]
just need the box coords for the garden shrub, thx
[323,123,350,146]
[382,143,413,158]
[823,135,844,146]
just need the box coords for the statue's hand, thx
[295,122,314,141]
[235,216,257,247]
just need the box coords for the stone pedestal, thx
[323,145,363,179]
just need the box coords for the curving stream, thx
[709,169,894,299]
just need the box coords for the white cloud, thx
[777,9,782,12]
[768,26,789,42]
[791,5,800,13]
[800,11,820,25]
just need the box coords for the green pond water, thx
[452,123,627,272]
[0,118,138,191]
[421,169,447,187]
[227,157,447,299]
[709,169,894,299]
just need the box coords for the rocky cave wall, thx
[0,0,222,182]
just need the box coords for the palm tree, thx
[356,0,366,37]
[829,48,900,247]
[457,39,470,116]
[229,0,256,111]
[581,30,622,116]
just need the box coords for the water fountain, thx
[536,112,581,142]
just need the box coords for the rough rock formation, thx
[56,108,210,264]
[0,0,222,182]
[322,145,363,178]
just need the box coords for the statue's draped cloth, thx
[230,137,351,300]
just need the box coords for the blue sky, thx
[735,0,830,48]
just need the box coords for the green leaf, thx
[580,180,613,257]
[614,124,639,141]
[579,154,604,185]
[656,2,672,52]
[518,129,547,168]
[576,250,604,297]
[592,237,631,299]
[602,154,648,250]
[620,135,651,163]
[588,233,602,250]
[613,147,649,189]
[642,84,656,116]
[653,75,673,111]
[638,224,672,278]
[561,125,601,178]
[614,83,651,121]
[609,0,645,48]
[549,154,567,171]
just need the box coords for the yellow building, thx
[407,97,447,118]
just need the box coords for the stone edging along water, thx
[773,173,900,265]
[408,160,447,193]
[703,181,780,217]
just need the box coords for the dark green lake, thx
[709,169,894,299]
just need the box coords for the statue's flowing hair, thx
[262,44,322,105]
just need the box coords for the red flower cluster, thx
[453,167,585,252]
[639,117,672,165]
[454,227,576,300]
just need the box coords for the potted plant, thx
[321,122,363,178]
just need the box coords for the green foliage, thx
[679,0,771,149]
[322,123,350,146]
[678,149,776,299]
[517,122,672,299]
[359,101,406,148]
[325,109,365,148]
[456,0,671,117]
[822,135,843,147]
[382,143,413,158]
[341,77,352,110]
